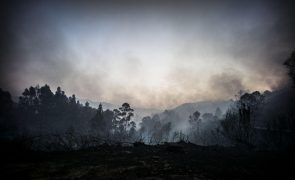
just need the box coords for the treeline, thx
[0,85,138,150]
[137,89,294,150]
[0,51,294,151]
[221,90,294,150]
[139,51,295,150]
[0,85,294,151]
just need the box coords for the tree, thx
[54,87,68,107]
[69,94,77,105]
[85,102,90,108]
[39,84,54,105]
[221,91,265,147]
[91,103,104,136]
[139,116,153,138]
[102,109,114,135]
[139,115,172,144]
[284,51,295,86]
[189,111,201,131]
[161,122,172,141]
[188,110,202,143]
[112,103,135,140]
[0,88,15,136]
[17,84,98,135]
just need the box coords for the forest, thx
[1,0,295,178]
[0,51,294,179]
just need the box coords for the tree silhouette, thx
[0,88,15,136]
[284,51,295,86]
[189,111,201,126]
[189,110,202,141]
[112,103,135,140]
[91,103,105,136]
[221,91,265,147]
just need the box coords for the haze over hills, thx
[168,100,234,120]
[13,92,234,127]
[79,98,234,124]
[12,93,233,125]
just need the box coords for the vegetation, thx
[0,51,295,179]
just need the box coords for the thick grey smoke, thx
[209,70,245,99]
[0,0,294,108]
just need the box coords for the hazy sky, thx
[0,0,294,108]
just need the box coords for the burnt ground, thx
[0,142,293,180]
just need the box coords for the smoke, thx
[209,70,245,99]
[0,0,294,108]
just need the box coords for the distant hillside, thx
[154,100,234,131]
[169,100,234,120]
[78,98,233,125]
[78,99,117,110]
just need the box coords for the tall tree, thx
[189,111,202,135]
[284,51,295,86]
[112,103,135,140]
[91,103,104,135]
[0,88,15,136]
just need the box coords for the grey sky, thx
[0,0,294,108]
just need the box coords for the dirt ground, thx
[0,142,293,180]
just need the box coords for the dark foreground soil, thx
[0,142,293,180]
